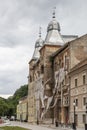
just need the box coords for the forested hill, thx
[12,84,28,105]
[0,84,28,117]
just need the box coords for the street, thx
[0,121,71,130]
[9,121,56,130]
[0,121,85,130]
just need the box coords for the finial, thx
[52,7,56,19]
[39,27,41,38]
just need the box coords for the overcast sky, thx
[0,0,87,98]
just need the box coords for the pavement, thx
[0,121,85,130]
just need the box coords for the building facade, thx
[17,96,28,122]
[69,58,87,127]
[27,9,87,128]
[51,34,87,125]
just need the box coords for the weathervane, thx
[52,7,56,18]
[39,26,41,38]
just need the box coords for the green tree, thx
[0,84,28,117]
[0,98,8,116]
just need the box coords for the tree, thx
[0,84,28,116]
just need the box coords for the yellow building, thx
[17,104,20,120]
[28,82,36,123]
[17,96,28,122]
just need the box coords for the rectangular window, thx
[41,65,44,74]
[83,75,86,85]
[83,114,86,124]
[83,97,86,106]
[75,78,78,87]
[64,55,67,70]
[76,99,78,107]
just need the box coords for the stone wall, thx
[69,60,87,127]
[70,34,87,69]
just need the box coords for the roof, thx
[45,30,65,45]
[51,34,87,58]
[32,47,40,60]
[62,35,78,43]
[33,59,40,67]
[44,12,64,46]
[51,41,69,58]
[19,96,28,102]
[29,58,36,64]
[32,36,44,60]
[39,44,62,52]
[69,58,87,73]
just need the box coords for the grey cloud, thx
[0,0,87,97]
[0,67,28,95]
[0,0,87,47]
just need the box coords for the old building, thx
[28,28,44,123]
[51,34,87,125]
[28,10,78,124]
[69,58,87,127]
[17,96,28,122]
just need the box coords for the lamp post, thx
[85,103,87,130]
[73,100,76,130]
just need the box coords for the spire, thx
[32,27,44,60]
[52,7,56,19]
[39,27,41,38]
[45,7,64,45]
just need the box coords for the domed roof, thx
[47,19,60,32]
[32,27,44,60]
[45,9,64,45]
[35,37,44,48]
[47,8,60,32]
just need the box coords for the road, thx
[0,121,84,130]
[9,121,56,130]
[0,121,56,130]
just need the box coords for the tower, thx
[45,7,64,45]
[32,27,44,60]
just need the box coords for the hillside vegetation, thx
[0,84,28,117]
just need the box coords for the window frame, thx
[75,78,78,87]
[83,74,86,85]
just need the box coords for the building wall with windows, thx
[27,10,87,126]
[69,59,87,127]
[50,34,87,125]
[28,34,87,125]
[52,46,70,124]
